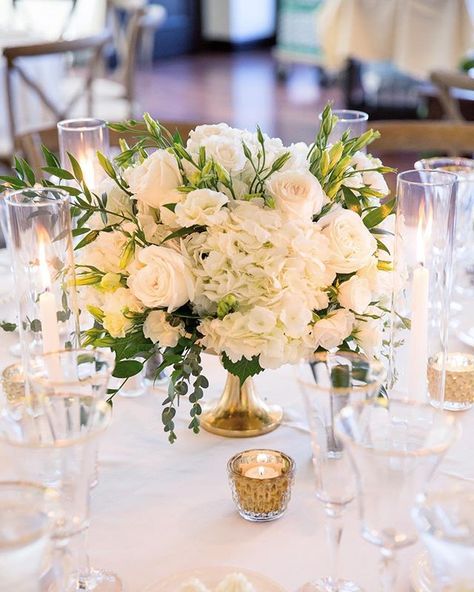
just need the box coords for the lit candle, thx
[408,205,432,401]
[78,149,98,190]
[241,453,281,479]
[37,230,62,380]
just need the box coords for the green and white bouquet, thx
[0,106,395,441]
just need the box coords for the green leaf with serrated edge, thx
[112,360,143,379]
[363,198,396,229]
[221,352,264,386]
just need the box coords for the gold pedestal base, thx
[200,371,283,438]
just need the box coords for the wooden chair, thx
[16,120,197,176]
[368,120,474,192]
[3,31,112,157]
[430,70,474,121]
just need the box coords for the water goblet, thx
[335,398,459,592]
[412,485,474,591]
[0,350,121,592]
[297,351,386,592]
[0,481,56,592]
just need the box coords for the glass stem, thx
[70,530,91,590]
[379,547,397,592]
[325,507,344,586]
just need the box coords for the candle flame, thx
[258,466,265,477]
[416,202,433,265]
[37,226,51,290]
[78,151,97,190]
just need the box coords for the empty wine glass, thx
[0,481,56,592]
[412,485,474,591]
[297,352,386,592]
[336,399,459,592]
[0,349,121,592]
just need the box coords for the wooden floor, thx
[135,50,343,144]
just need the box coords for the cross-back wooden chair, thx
[16,120,198,176]
[3,30,112,155]
[12,0,79,39]
[430,70,474,121]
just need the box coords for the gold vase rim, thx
[227,448,295,479]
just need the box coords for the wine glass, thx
[0,481,57,592]
[335,398,460,592]
[297,352,386,592]
[0,348,121,592]
[412,485,474,591]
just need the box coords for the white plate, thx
[142,566,287,592]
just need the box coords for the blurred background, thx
[0,0,473,162]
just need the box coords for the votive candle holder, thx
[227,449,295,522]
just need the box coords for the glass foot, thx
[298,578,363,592]
[72,569,122,591]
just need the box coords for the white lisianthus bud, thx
[337,275,372,314]
[143,310,184,347]
[125,149,183,209]
[265,169,327,221]
[311,309,355,350]
[175,189,228,227]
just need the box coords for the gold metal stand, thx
[200,371,283,438]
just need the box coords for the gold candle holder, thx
[227,449,295,522]
[1,363,25,406]
[428,352,474,411]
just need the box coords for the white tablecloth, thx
[0,293,472,591]
[318,0,474,80]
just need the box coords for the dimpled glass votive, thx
[227,449,295,522]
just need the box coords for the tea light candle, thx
[228,449,295,522]
[428,352,474,411]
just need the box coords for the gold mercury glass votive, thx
[1,363,25,406]
[227,449,295,522]
[428,352,474,411]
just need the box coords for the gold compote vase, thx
[200,364,283,438]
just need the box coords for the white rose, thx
[143,310,184,347]
[175,189,228,227]
[312,309,355,350]
[337,275,372,314]
[125,149,182,209]
[201,135,247,173]
[265,169,326,221]
[351,151,389,195]
[319,209,377,273]
[354,316,383,356]
[128,245,194,312]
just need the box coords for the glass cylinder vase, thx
[57,118,109,191]
[389,170,457,406]
[4,188,80,372]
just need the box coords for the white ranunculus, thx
[337,275,372,314]
[128,245,194,312]
[319,209,377,273]
[265,169,327,220]
[125,149,182,209]
[143,310,184,347]
[311,309,355,350]
[354,315,383,356]
[175,189,229,227]
[201,135,247,173]
[351,151,389,195]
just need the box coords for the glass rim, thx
[28,348,115,390]
[319,109,369,122]
[0,400,111,449]
[297,351,386,395]
[5,187,70,208]
[414,157,474,179]
[227,448,295,480]
[397,168,458,187]
[336,398,460,458]
[57,118,107,132]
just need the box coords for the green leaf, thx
[342,186,362,214]
[0,321,16,332]
[42,167,75,180]
[221,352,264,385]
[161,224,205,243]
[68,153,83,182]
[112,360,143,379]
[74,230,99,250]
[376,238,391,256]
[363,198,396,229]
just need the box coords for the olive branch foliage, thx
[0,105,395,442]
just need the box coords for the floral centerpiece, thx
[0,106,394,442]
